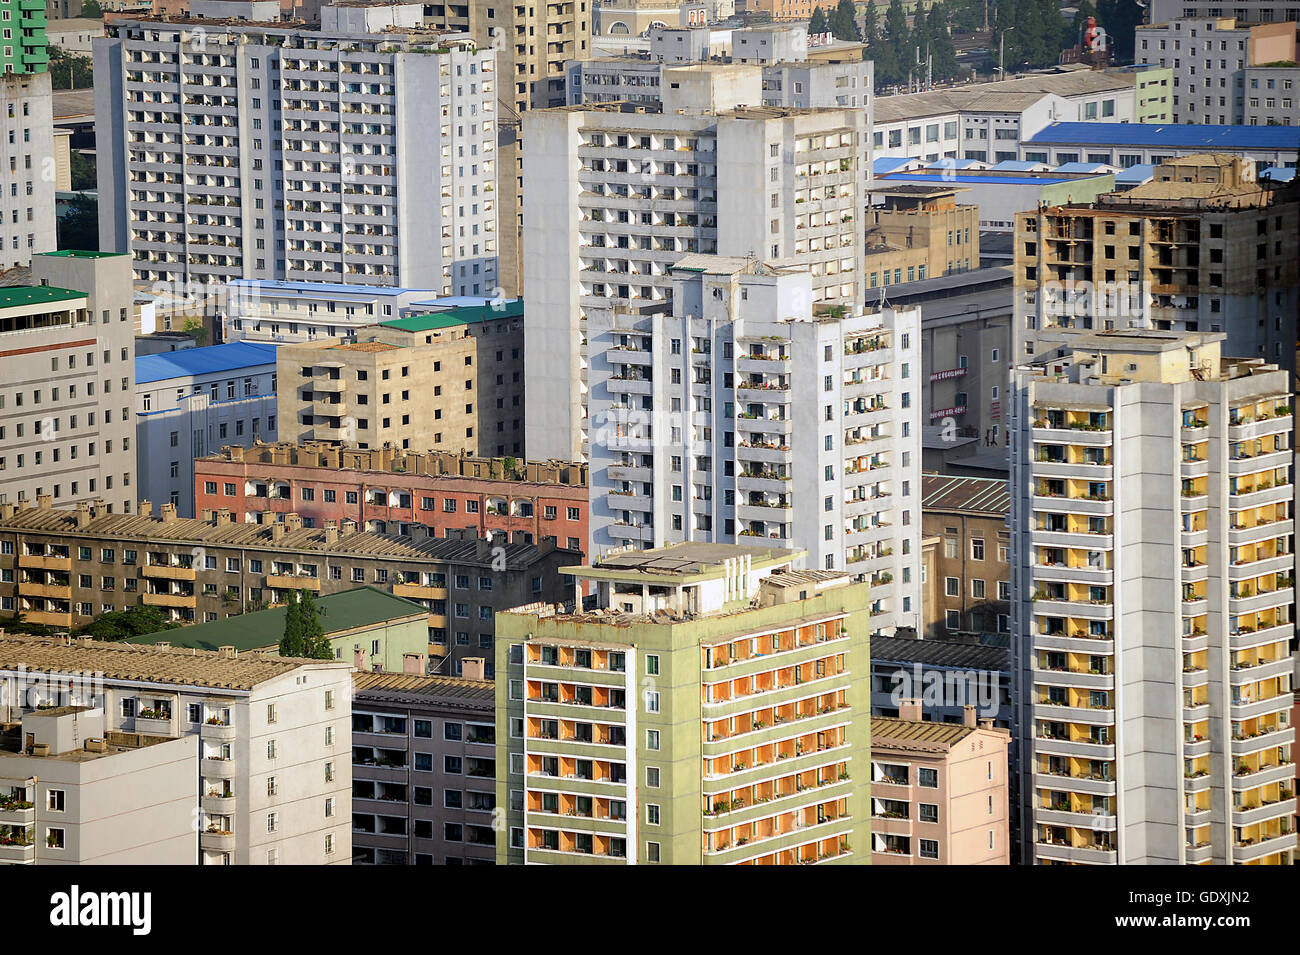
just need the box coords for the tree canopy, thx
[74,606,178,642]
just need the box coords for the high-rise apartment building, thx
[1009,329,1296,865]
[95,10,498,290]
[495,542,871,864]
[587,255,921,637]
[0,251,137,513]
[0,634,355,865]
[523,63,870,461]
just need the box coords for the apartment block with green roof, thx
[495,542,871,865]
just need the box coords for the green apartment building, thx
[1,0,49,75]
[495,543,871,865]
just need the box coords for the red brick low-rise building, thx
[193,443,590,557]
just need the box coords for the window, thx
[267,739,278,759]
[325,797,336,818]
[45,828,65,850]
[267,812,279,833]
[945,577,959,597]
[645,655,659,676]
[971,538,985,560]
[646,767,660,788]
[324,834,335,856]
[919,839,939,859]
[919,768,938,788]
[267,703,277,724]
[646,804,661,825]
[646,729,660,751]
[646,842,661,863]
[919,803,938,823]
[47,789,65,812]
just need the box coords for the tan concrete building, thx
[0,633,355,864]
[870,702,1012,865]
[0,705,198,864]
[0,496,580,675]
[865,184,983,291]
[920,474,1012,641]
[278,302,524,458]
[0,251,137,514]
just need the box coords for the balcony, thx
[266,574,322,591]
[0,840,35,863]
[1232,831,1296,863]
[16,581,72,599]
[1031,426,1111,447]
[203,756,236,779]
[17,554,71,572]
[1035,736,1115,760]
[142,592,196,609]
[393,582,448,601]
[1034,840,1117,864]
[201,720,237,742]
[200,829,236,852]
[142,564,197,581]
[202,793,237,815]
[1230,761,1295,790]
[20,610,72,627]
[0,803,34,826]
[1036,808,1117,831]
[1032,771,1116,797]
[1231,797,1296,828]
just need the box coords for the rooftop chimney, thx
[217,645,237,659]
[138,500,153,518]
[0,502,14,520]
[341,518,358,536]
[36,494,52,510]
[154,641,171,650]
[963,704,978,728]
[461,657,487,681]
[160,502,178,523]
[271,522,287,542]
[284,513,304,531]
[74,501,92,528]
[898,698,923,722]
[324,520,339,544]
[216,507,233,526]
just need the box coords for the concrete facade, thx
[351,669,496,864]
[0,252,137,514]
[0,707,198,864]
[135,341,279,517]
[95,17,497,291]
[222,280,439,345]
[495,542,872,865]
[920,474,1012,642]
[870,704,1011,865]
[276,301,524,458]
[193,442,589,555]
[586,257,921,640]
[1009,331,1296,865]
[1137,17,1300,126]
[0,71,57,271]
[524,66,870,461]
[0,635,355,864]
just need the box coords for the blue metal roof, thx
[1054,161,1112,173]
[226,279,435,297]
[1024,122,1300,150]
[136,342,280,385]
[1115,163,1155,184]
[407,295,501,310]
[1260,165,1297,181]
[873,156,918,175]
[881,173,1075,186]
[989,160,1045,171]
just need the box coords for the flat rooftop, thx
[871,635,1008,671]
[1025,121,1300,150]
[575,542,797,579]
[0,286,86,310]
[379,299,523,333]
[135,341,279,385]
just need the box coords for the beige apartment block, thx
[0,251,137,514]
[0,706,198,864]
[278,303,524,457]
[0,634,355,864]
[870,702,1012,865]
[866,183,982,290]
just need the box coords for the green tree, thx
[829,0,862,41]
[74,605,178,641]
[69,150,96,191]
[298,591,333,660]
[924,3,960,82]
[81,0,104,16]
[879,0,911,88]
[57,195,99,252]
[180,316,209,347]
[809,5,829,35]
[47,47,93,90]
[1097,0,1141,62]
[280,590,305,658]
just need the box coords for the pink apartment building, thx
[870,702,1011,865]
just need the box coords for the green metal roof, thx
[0,286,86,309]
[126,586,428,653]
[38,250,126,259]
[379,299,523,333]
